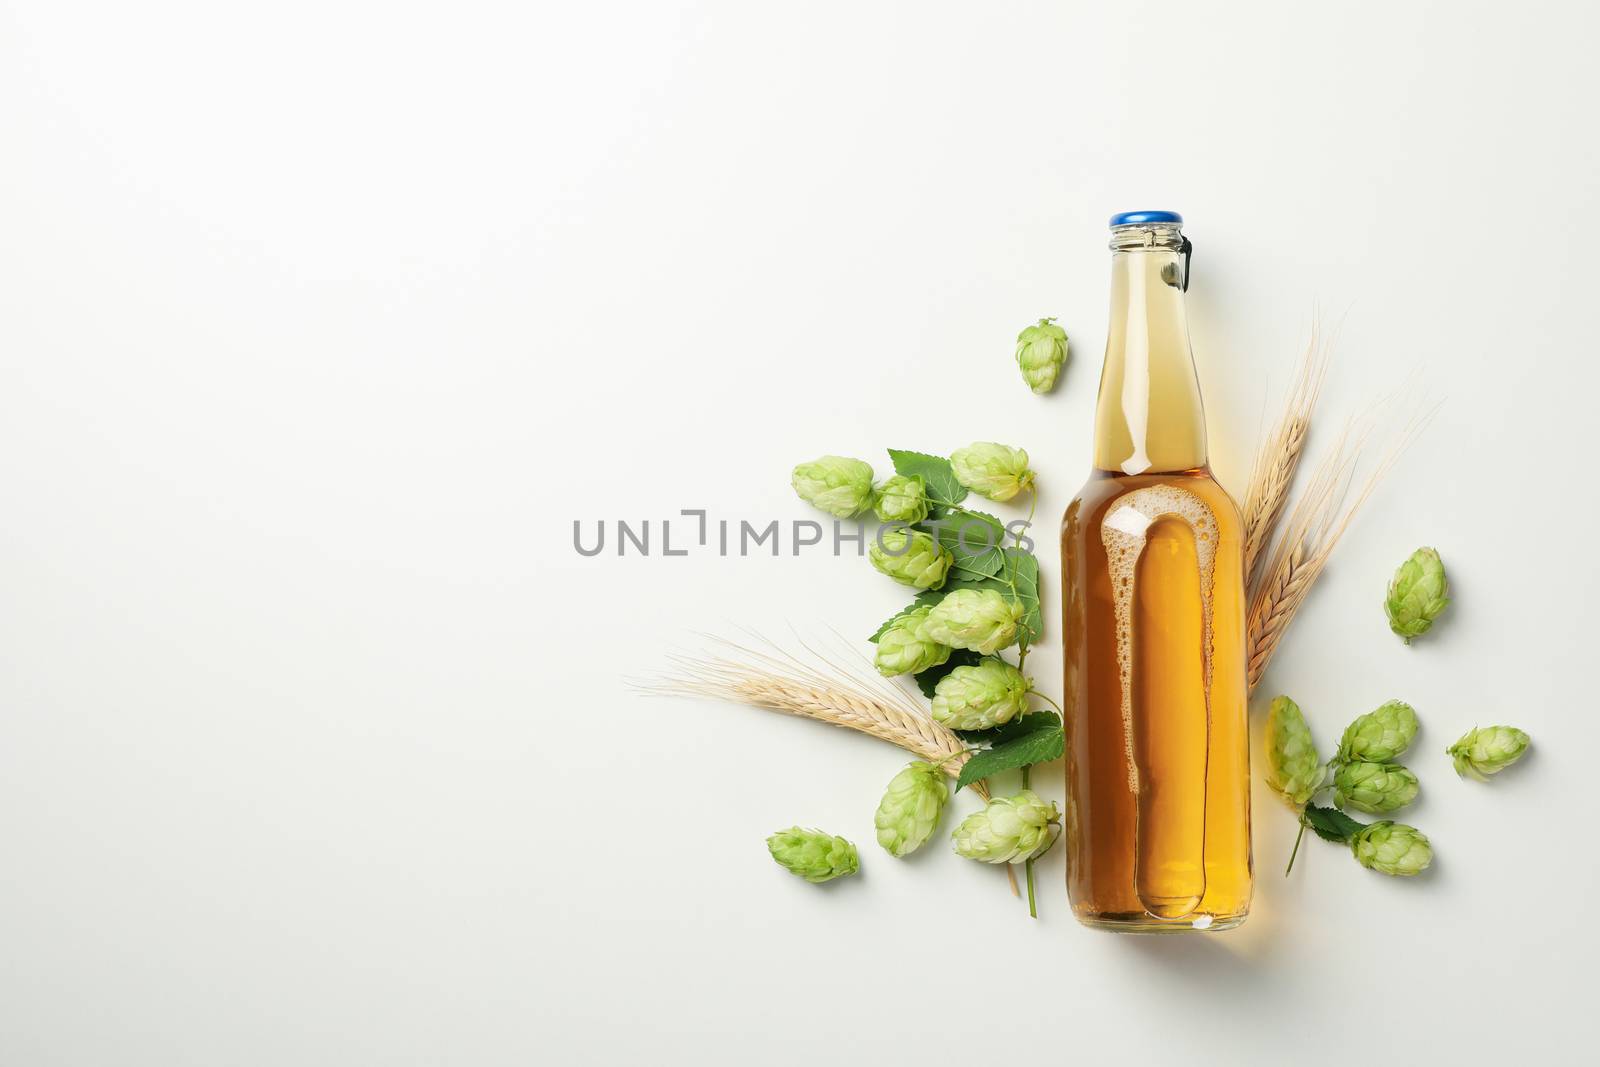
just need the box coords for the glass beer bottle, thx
[1060,212,1252,931]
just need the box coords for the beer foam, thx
[1100,484,1219,792]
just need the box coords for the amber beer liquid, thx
[1061,212,1252,931]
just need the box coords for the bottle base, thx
[1072,908,1248,933]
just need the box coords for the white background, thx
[2,2,1594,1064]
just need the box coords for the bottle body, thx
[1061,215,1252,931]
[1062,472,1251,929]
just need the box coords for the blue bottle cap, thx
[1110,210,1183,227]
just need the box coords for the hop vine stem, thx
[1285,821,1307,877]
[928,484,1046,905]
[1033,691,1064,716]
[1022,764,1038,918]
[1014,488,1043,916]
[1012,489,1038,671]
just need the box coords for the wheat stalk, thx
[1242,327,1329,590]
[642,633,985,797]
[1245,413,1422,691]
[644,635,1011,891]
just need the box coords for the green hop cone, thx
[1385,546,1450,644]
[868,528,953,590]
[1448,725,1531,781]
[873,604,952,677]
[952,789,1061,864]
[1265,695,1326,807]
[1350,821,1432,877]
[791,455,876,518]
[873,474,929,524]
[1333,761,1420,814]
[921,588,1024,654]
[1015,318,1069,395]
[930,656,1030,730]
[766,827,860,884]
[1338,700,1419,763]
[949,442,1036,502]
[874,761,950,857]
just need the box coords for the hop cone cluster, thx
[921,588,1024,655]
[1265,695,1325,807]
[874,761,950,857]
[791,456,875,518]
[952,790,1061,864]
[930,657,1030,730]
[766,827,860,883]
[1015,318,1069,394]
[1351,821,1432,877]
[1448,725,1531,781]
[873,604,952,677]
[873,474,929,524]
[868,528,953,590]
[1333,761,1420,814]
[1385,547,1450,643]
[950,442,1036,503]
[1338,700,1418,763]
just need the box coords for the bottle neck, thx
[1092,226,1208,475]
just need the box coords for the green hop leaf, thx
[1301,803,1365,844]
[1385,546,1450,644]
[873,474,930,524]
[921,587,1024,654]
[874,761,950,857]
[954,712,1064,791]
[928,510,1006,579]
[1264,695,1326,807]
[1015,317,1069,394]
[872,604,953,677]
[1000,549,1043,643]
[766,827,860,883]
[1447,725,1531,781]
[1333,761,1420,814]
[1350,821,1432,877]
[868,528,953,590]
[949,442,1036,502]
[1338,700,1419,763]
[886,449,967,507]
[791,456,875,518]
[961,710,1059,747]
[931,657,1030,731]
[952,789,1061,864]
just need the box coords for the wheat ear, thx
[644,634,1017,893]
[643,634,984,797]
[1242,327,1329,590]
[1245,412,1423,691]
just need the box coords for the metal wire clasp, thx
[1161,236,1194,291]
